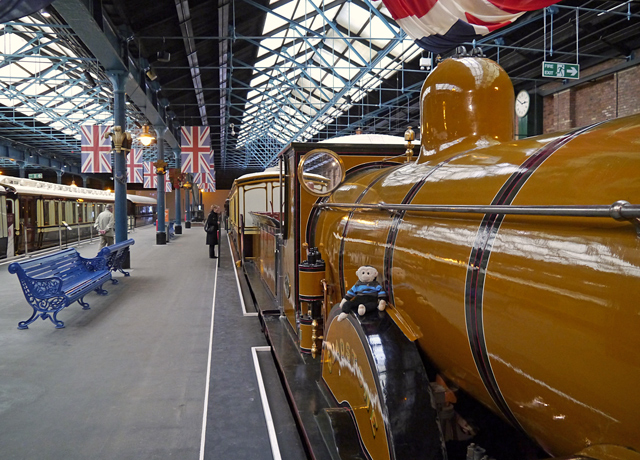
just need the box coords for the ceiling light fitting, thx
[138,125,155,146]
[157,37,171,63]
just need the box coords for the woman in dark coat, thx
[205,205,220,258]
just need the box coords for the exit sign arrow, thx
[542,61,580,79]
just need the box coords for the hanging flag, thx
[80,125,112,173]
[380,0,560,53]
[180,126,210,173]
[126,148,144,183]
[193,161,215,185]
[143,162,172,192]
[199,182,216,192]
[143,162,156,189]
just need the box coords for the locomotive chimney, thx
[418,53,514,162]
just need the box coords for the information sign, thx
[542,61,580,79]
[28,173,43,179]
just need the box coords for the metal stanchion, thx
[23,223,28,258]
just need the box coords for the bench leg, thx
[78,297,91,310]
[94,284,108,296]
[110,277,119,285]
[18,296,67,329]
[119,268,131,277]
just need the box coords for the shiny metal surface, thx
[315,201,640,218]
[314,59,640,456]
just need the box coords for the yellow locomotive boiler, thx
[234,52,640,460]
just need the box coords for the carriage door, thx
[0,195,7,259]
[21,196,37,254]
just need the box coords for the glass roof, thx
[227,0,421,168]
[0,15,154,169]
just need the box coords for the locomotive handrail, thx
[315,200,640,234]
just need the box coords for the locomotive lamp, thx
[404,126,415,163]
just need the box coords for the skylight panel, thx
[306,66,325,84]
[3,34,29,55]
[251,74,269,87]
[344,4,370,33]
[35,113,52,123]
[352,40,375,61]
[0,94,18,107]
[368,16,396,48]
[293,0,311,21]
[333,58,356,80]
[262,13,288,35]
[256,54,278,70]
[4,64,32,80]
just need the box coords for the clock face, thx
[515,90,530,118]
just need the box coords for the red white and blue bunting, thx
[380,0,560,52]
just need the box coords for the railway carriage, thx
[0,175,157,258]
[229,54,640,460]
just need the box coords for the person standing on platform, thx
[95,204,115,248]
[205,205,220,258]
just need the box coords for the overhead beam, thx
[53,0,179,148]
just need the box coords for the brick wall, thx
[541,56,640,132]
[618,66,640,117]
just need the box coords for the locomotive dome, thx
[419,52,514,162]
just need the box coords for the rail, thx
[315,200,640,235]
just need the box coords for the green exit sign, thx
[28,173,43,179]
[542,61,580,79]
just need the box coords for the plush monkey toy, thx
[337,266,387,322]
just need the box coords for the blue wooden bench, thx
[98,239,135,283]
[9,248,112,329]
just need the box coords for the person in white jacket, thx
[94,204,115,248]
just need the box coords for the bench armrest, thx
[78,255,107,271]
[8,263,64,298]
[16,274,64,300]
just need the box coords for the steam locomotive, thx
[228,54,640,460]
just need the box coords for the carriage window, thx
[77,202,84,223]
[43,200,50,226]
[52,201,59,225]
[0,196,6,238]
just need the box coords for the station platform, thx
[0,225,306,460]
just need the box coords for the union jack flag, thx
[180,126,210,174]
[199,182,216,192]
[80,125,112,173]
[143,162,172,192]
[126,148,144,183]
[193,161,215,185]
[380,0,560,53]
